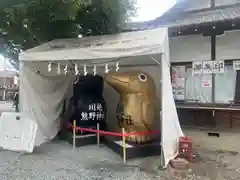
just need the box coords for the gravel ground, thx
[0,101,239,179]
[0,141,161,180]
[0,140,239,180]
[186,149,240,180]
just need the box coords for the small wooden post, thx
[122,127,126,163]
[211,109,215,128]
[97,123,100,147]
[73,120,76,151]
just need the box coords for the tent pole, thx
[160,53,164,168]
[148,54,164,168]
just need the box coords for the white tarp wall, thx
[20,62,73,145]
[19,27,183,167]
[162,33,184,167]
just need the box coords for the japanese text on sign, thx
[80,103,104,121]
[213,60,224,73]
[192,60,225,75]
[88,103,103,111]
[192,61,202,75]
[202,61,213,74]
[233,61,240,71]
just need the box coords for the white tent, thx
[19,27,183,167]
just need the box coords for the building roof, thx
[166,5,240,27]
[123,0,240,31]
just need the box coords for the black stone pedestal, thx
[104,136,161,160]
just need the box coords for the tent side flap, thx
[161,34,184,167]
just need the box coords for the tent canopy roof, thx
[19,28,167,65]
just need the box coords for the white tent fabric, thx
[19,28,165,62]
[19,27,183,167]
[161,33,184,166]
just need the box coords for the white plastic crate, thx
[0,112,38,153]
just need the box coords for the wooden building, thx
[124,0,240,130]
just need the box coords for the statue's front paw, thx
[126,135,152,144]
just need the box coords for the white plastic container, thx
[0,112,37,153]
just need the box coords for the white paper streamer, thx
[57,63,61,74]
[116,61,119,71]
[84,64,87,76]
[64,64,68,76]
[48,62,52,72]
[105,63,109,74]
[93,65,97,76]
[75,64,79,75]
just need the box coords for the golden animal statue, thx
[105,71,157,143]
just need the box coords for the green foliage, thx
[0,0,136,68]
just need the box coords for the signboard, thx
[172,66,185,100]
[192,60,225,75]
[202,61,213,74]
[80,103,104,121]
[213,60,225,73]
[233,61,240,71]
[172,66,185,79]
[192,61,203,75]
[201,75,212,88]
[201,80,212,87]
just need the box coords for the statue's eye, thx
[138,73,147,82]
